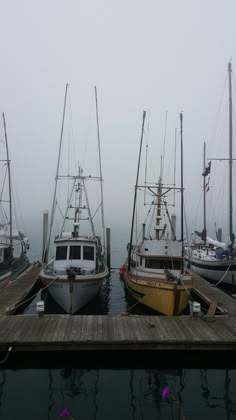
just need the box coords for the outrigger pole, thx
[128,110,146,271]
[94,86,106,255]
[2,113,13,256]
[43,83,69,264]
[180,112,184,274]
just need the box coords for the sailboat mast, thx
[94,86,106,253]
[45,83,69,261]
[128,110,146,271]
[180,112,184,273]
[2,113,13,254]
[228,61,233,241]
[203,142,206,245]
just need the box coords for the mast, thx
[203,142,206,245]
[128,110,146,271]
[173,127,177,207]
[180,112,184,273]
[228,61,233,241]
[94,86,106,254]
[2,113,13,256]
[155,176,162,240]
[44,83,69,261]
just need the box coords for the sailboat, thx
[0,113,30,283]
[123,112,192,316]
[187,62,236,285]
[40,85,109,314]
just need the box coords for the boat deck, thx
[0,268,235,356]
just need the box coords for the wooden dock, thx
[0,268,236,360]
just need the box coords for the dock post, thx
[42,210,49,264]
[106,227,111,273]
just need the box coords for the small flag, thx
[202,161,211,177]
[205,176,210,192]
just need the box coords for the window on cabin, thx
[55,246,67,260]
[69,245,81,260]
[145,258,181,270]
[145,258,161,269]
[83,246,94,261]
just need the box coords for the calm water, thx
[1,248,236,419]
[0,367,235,419]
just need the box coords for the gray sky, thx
[0,1,235,261]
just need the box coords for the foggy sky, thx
[0,0,235,261]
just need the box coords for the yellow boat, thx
[123,241,192,316]
[124,112,192,315]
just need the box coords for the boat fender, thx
[119,264,125,278]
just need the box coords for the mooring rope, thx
[0,346,13,365]
[213,264,231,287]
[6,276,59,313]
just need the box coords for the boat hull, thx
[0,258,29,283]
[124,270,192,316]
[189,257,236,285]
[40,268,109,314]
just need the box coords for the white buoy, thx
[189,301,201,319]
[36,300,45,317]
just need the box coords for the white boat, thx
[0,113,30,283]
[40,85,109,313]
[186,62,236,285]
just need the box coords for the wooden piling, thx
[42,210,49,264]
[106,227,111,272]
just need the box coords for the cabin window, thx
[145,258,181,270]
[83,246,94,261]
[140,257,143,266]
[145,258,161,269]
[55,246,67,260]
[69,245,81,260]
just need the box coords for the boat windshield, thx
[55,246,67,260]
[145,258,181,270]
[83,246,95,261]
[69,246,81,260]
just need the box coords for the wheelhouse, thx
[53,238,97,274]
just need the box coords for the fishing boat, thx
[123,112,192,316]
[40,85,109,314]
[0,113,30,283]
[186,62,236,285]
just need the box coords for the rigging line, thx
[160,110,168,180]
[55,200,65,220]
[83,177,96,237]
[0,166,7,202]
[94,86,106,253]
[173,128,177,207]
[46,83,69,263]
[60,177,76,236]
[208,71,228,153]
[81,87,94,170]
[144,114,150,206]
[128,111,146,271]
[92,202,102,221]
[10,168,26,234]
[2,113,12,254]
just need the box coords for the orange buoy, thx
[119,264,125,278]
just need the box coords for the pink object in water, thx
[161,386,170,398]
[60,407,70,417]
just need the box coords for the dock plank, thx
[0,268,236,353]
